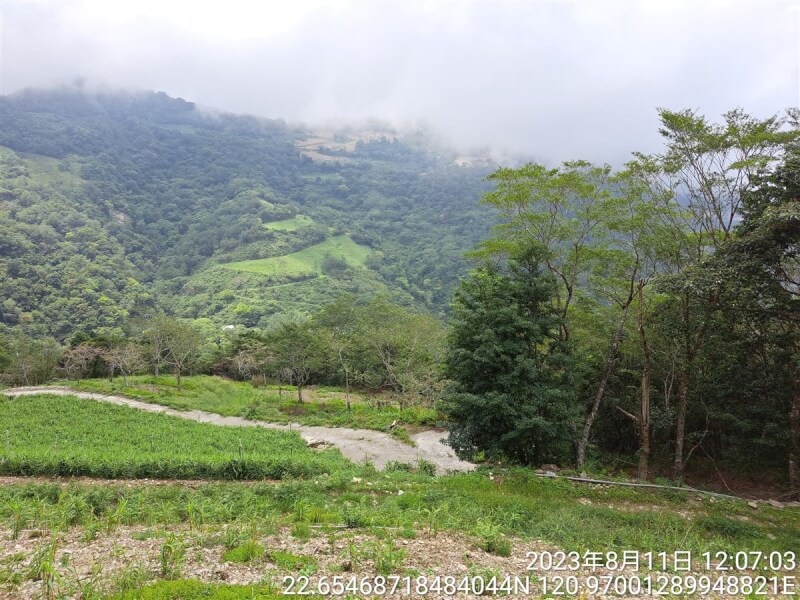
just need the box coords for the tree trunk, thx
[638,365,651,481]
[176,368,182,391]
[673,371,689,481]
[576,301,631,469]
[790,372,800,498]
[297,384,303,403]
[636,280,651,481]
[339,349,351,411]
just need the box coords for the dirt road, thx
[1,387,474,474]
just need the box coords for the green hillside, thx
[0,87,494,339]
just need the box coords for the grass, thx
[1,468,798,597]
[0,394,357,480]
[17,151,85,188]
[222,541,264,563]
[113,580,283,599]
[3,388,797,596]
[70,375,440,434]
[221,235,372,277]
[72,375,268,417]
[262,214,314,231]
[1,469,797,556]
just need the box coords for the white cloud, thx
[2,0,798,163]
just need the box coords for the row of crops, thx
[0,394,356,480]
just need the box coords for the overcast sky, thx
[1,0,798,163]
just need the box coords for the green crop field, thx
[221,235,372,276]
[262,214,314,231]
[0,394,356,480]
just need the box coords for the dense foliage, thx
[456,108,800,493]
[443,249,578,464]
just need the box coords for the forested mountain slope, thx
[0,87,493,339]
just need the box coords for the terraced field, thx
[221,235,372,277]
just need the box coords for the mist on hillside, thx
[2,0,797,165]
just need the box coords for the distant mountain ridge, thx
[0,86,495,339]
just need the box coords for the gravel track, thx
[1,386,474,474]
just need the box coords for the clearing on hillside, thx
[221,235,372,277]
[262,214,314,231]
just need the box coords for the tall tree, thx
[443,247,578,465]
[709,142,800,493]
[479,161,609,342]
[313,295,362,410]
[649,108,796,480]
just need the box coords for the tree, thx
[443,248,578,465]
[479,161,610,342]
[313,295,361,410]
[0,333,10,374]
[355,297,445,407]
[268,322,323,403]
[477,159,674,470]
[156,317,202,390]
[707,142,800,493]
[597,162,681,479]
[4,333,62,385]
[103,342,144,386]
[62,342,100,383]
[648,108,796,480]
[141,315,170,377]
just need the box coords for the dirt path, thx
[1,386,474,474]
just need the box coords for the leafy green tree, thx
[479,161,610,342]
[443,248,578,465]
[647,108,797,479]
[4,333,62,385]
[0,333,10,373]
[268,322,324,403]
[705,141,800,492]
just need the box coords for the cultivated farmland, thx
[0,394,354,480]
[221,235,372,277]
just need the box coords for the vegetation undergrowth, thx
[1,469,796,557]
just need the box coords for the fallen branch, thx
[535,472,743,501]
